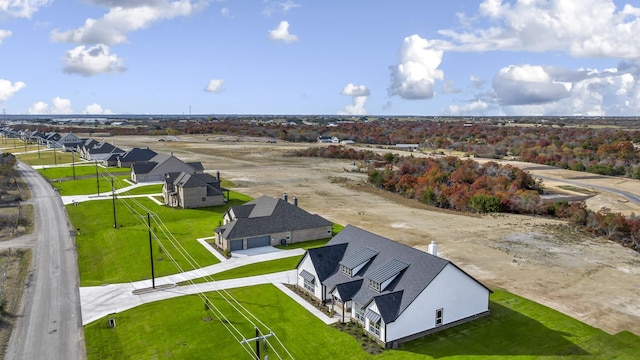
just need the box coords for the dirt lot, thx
[102,134,640,337]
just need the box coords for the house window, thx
[354,304,365,323]
[435,308,443,326]
[341,265,352,277]
[304,278,315,292]
[368,279,381,292]
[369,320,381,337]
[201,197,206,201]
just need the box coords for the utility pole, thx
[37,141,40,158]
[112,178,117,228]
[72,151,76,180]
[240,328,274,360]
[95,160,100,196]
[53,143,57,165]
[147,213,155,289]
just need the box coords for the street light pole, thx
[72,151,76,180]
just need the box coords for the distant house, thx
[214,194,332,252]
[131,153,203,183]
[117,147,157,168]
[163,171,228,209]
[340,140,355,145]
[44,132,62,148]
[79,139,125,162]
[395,144,419,151]
[58,132,83,152]
[317,136,333,143]
[296,225,491,347]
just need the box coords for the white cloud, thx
[0,79,26,103]
[338,83,369,115]
[204,79,224,93]
[0,0,51,18]
[0,29,12,44]
[62,44,126,76]
[445,100,491,116]
[440,0,640,58]
[470,75,486,89]
[29,97,74,114]
[486,61,640,116]
[268,21,298,43]
[84,103,113,114]
[263,1,300,17]
[388,34,444,100]
[442,80,460,94]
[51,0,206,45]
[341,83,370,97]
[493,64,571,105]
[220,7,233,18]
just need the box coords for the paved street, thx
[5,162,85,360]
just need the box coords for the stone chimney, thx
[428,241,438,257]
[293,197,298,206]
[283,193,288,202]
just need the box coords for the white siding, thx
[385,263,490,342]
[296,254,323,300]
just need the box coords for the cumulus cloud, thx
[445,100,491,116]
[388,34,444,100]
[0,29,12,44]
[0,79,26,103]
[486,61,640,116]
[62,44,126,76]
[268,21,298,43]
[338,83,369,115]
[440,0,640,58]
[0,0,51,18]
[493,64,571,105]
[29,97,74,114]
[220,7,233,19]
[204,79,224,93]
[51,0,206,45]
[84,103,113,114]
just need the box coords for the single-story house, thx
[163,171,228,208]
[117,147,157,168]
[214,194,332,252]
[79,139,125,162]
[131,152,203,183]
[296,225,491,347]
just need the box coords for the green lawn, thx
[38,165,130,180]
[179,256,303,285]
[121,184,163,195]
[16,149,75,166]
[69,191,253,286]
[54,175,130,196]
[84,287,640,359]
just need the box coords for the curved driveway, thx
[5,162,85,360]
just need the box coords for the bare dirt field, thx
[104,134,640,337]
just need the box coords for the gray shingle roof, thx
[119,148,157,163]
[299,270,315,282]
[319,225,454,323]
[218,196,332,240]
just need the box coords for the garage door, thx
[230,239,243,251]
[247,235,270,249]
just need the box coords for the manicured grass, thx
[179,256,302,285]
[84,284,371,360]
[55,175,130,196]
[69,191,253,286]
[37,165,130,180]
[16,150,75,166]
[121,184,163,195]
[84,287,640,359]
[275,238,330,250]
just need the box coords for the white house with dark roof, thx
[130,153,203,183]
[296,225,491,347]
[215,194,332,252]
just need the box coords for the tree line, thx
[294,145,640,253]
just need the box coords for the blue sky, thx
[1,0,639,116]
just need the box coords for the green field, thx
[84,287,640,359]
[16,149,75,166]
[53,175,130,196]
[121,184,163,195]
[68,191,253,286]
[38,165,130,180]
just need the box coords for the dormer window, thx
[338,247,379,278]
[366,259,409,292]
[368,278,381,292]
[341,265,352,277]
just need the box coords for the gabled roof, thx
[218,196,332,240]
[320,225,452,323]
[168,172,222,195]
[89,141,123,154]
[305,243,348,282]
[132,161,157,174]
[119,148,157,163]
[339,247,379,269]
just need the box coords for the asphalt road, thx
[5,162,85,360]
